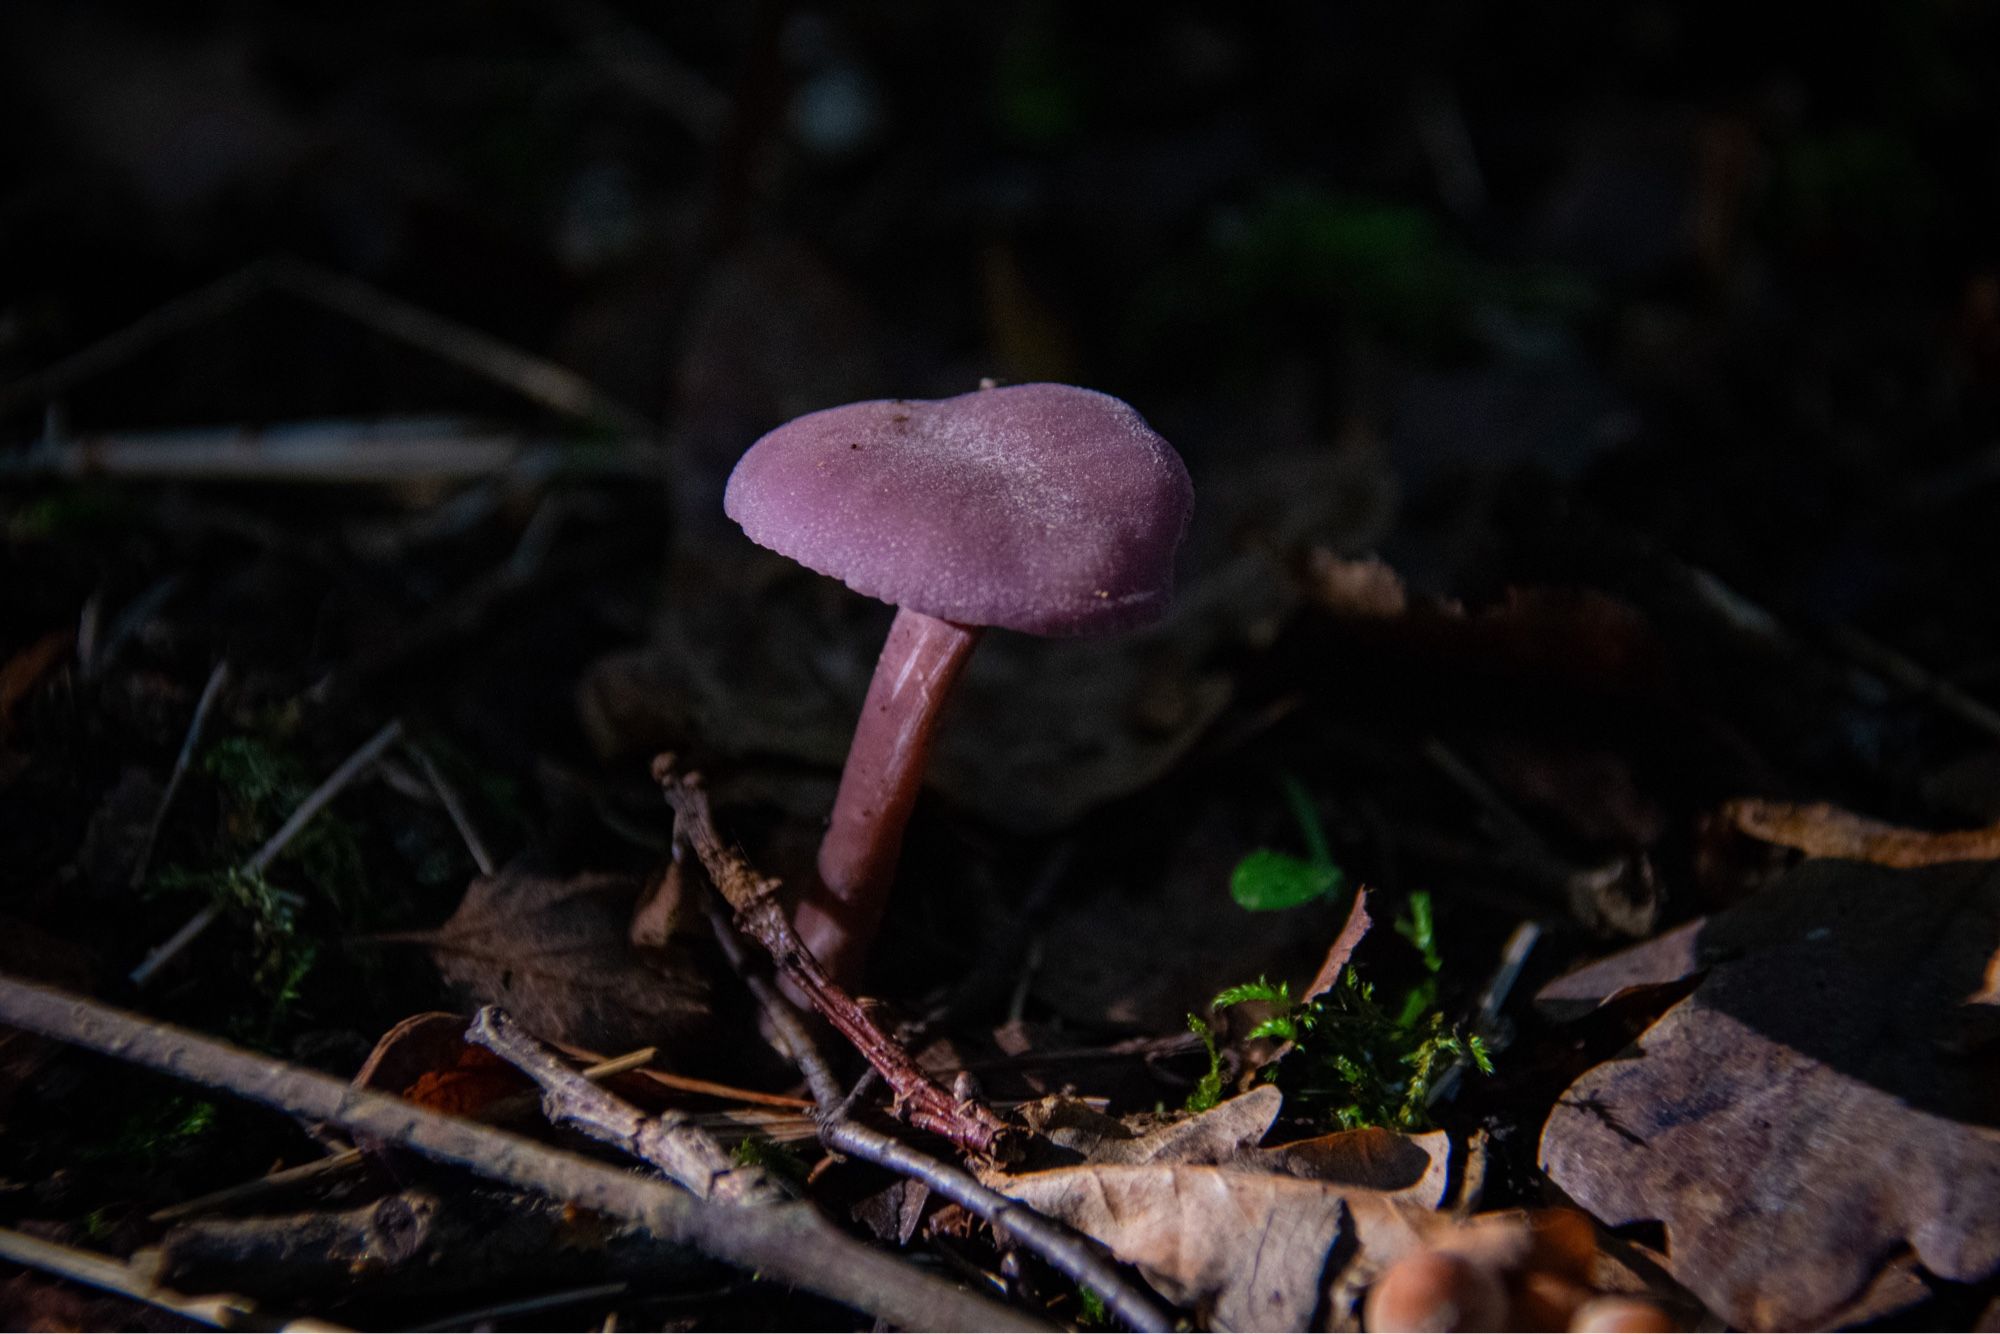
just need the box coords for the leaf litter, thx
[1538,856,2000,1330]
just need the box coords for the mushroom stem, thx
[797,606,981,987]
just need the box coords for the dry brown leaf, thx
[995,1163,1440,1331]
[1302,889,1374,1004]
[1540,858,2000,1330]
[1721,797,2000,867]
[1012,1087,1284,1171]
[1254,1127,1452,1209]
[1534,918,1707,1021]
[387,863,709,1055]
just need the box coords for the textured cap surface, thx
[724,383,1193,636]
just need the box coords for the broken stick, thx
[653,754,1013,1160]
[0,975,1044,1334]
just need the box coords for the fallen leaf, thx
[1302,890,1374,1004]
[1534,919,1706,1021]
[995,1163,1438,1332]
[1721,797,2000,867]
[1012,1087,1284,1171]
[385,863,709,1055]
[1540,858,2000,1330]
[1258,889,1372,1075]
[352,1012,472,1093]
[1254,1127,1453,1209]
[351,1011,530,1117]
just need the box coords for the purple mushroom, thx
[725,382,1193,986]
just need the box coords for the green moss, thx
[1189,892,1491,1130]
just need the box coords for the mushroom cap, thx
[724,383,1193,636]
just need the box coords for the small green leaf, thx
[1245,1016,1298,1042]
[1213,977,1290,1009]
[1231,850,1344,910]
[1395,891,1442,971]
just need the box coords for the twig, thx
[0,256,652,436]
[130,720,406,988]
[263,259,652,434]
[0,1223,347,1332]
[1829,622,2000,745]
[407,1280,629,1333]
[0,975,1045,1334]
[408,743,496,877]
[694,879,1178,1333]
[248,720,405,880]
[131,659,231,889]
[150,1046,659,1224]
[817,1117,1178,1333]
[631,1068,814,1110]
[0,264,269,420]
[700,894,843,1108]
[2,425,663,484]
[468,1007,785,1206]
[149,1149,367,1225]
[654,755,1011,1159]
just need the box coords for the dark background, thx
[5,0,1997,589]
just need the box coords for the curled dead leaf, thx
[1720,797,2000,868]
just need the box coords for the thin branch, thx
[407,1280,630,1333]
[130,720,406,988]
[691,864,1178,1333]
[249,720,406,879]
[149,1148,366,1226]
[0,1223,347,1332]
[263,259,652,434]
[1,426,664,484]
[468,1006,785,1207]
[408,742,497,877]
[0,264,269,420]
[150,1046,658,1224]
[1830,622,2000,745]
[818,1117,1178,1334]
[700,893,842,1108]
[654,754,1011,1159]
[131,659,230,890]
[0,975,1044,1334]
[0,256,652,436]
